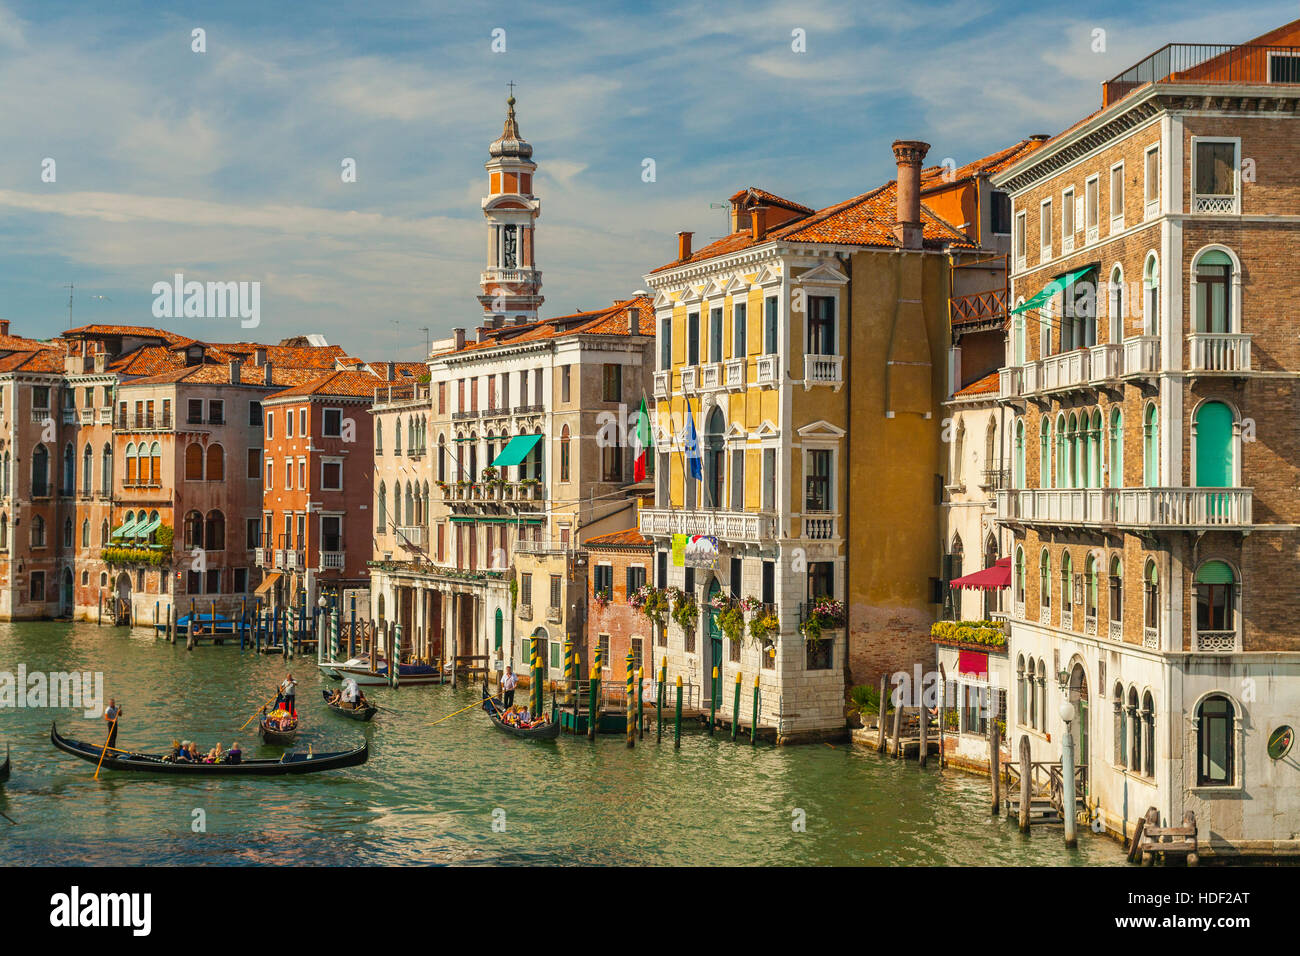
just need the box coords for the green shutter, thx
[1195,560,1234,585]
[1195,401,1233,487]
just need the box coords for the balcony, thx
[755,354,779,387]
[997,487,1253,530]
[373,383,431,408]
[284,550,305,571]
[1122,335,1160,376]
[639,507,777,544]
[699,362,722,391]
[1195,629,1240,653]
[1088,342,1123,383]
[319,551,345,571]
[546,607,562,625]
[1188,333,1251,374]
[998,366,1023,399]
[680,366,698,393]
[273,549,286,569]
[79,409,93,425]
[1038,349,1090,393]
[254,547,266,567]
[31,408,51,425]
[514,537,570,555]
[98,407,113,424]
[950,288,1008,332]
[396,526,426,550]
[452,409,479,421]
[802,514,839,540]
[517,604,533,622]
[653,370,670,400]
[515,404,543,416]
[724,358,747,390]
[804,353,843,390]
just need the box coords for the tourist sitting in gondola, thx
[227,742,241,764]
[205,742,224,763]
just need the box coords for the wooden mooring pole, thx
[876,673,888,753]
[1018,734,1032,833]
[989,712,1001,816]
[891,696,903,758]
[918,699,928,768]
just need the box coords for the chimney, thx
[263,361,273,386]
[229,359,242,384]
[254,346,267,366]
[453,327,466,350]
[0,319,9,336]
[477,326,492,343]
[751,205,768,241]
[677,231,693,261]
[627,304,640,334]
[891,140,931,250]
[386,361,396,381]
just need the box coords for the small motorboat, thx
[51,724,366,776]
[330,659,450,686]
[154,612,237,637]
[319,655,371,680]
[321,689,377,722]
[481,687,560,740]
[258,708,298,745]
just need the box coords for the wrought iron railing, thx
[1104,43,1300,104]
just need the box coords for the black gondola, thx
[258,710,298,745]
[50,724,367,776]
[321,689,377,722]
[0,742,9,783]
[481,687,560,740]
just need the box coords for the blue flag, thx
[684,398,703,481]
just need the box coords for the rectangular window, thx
[1269,52,1300,82]
[208,399,224,424]
[32,385,49,411]
[1085,175,1099,232]
[246,518,260,548]
[284,460,293,490]
[601,444,623,482]
[764,297,778,355]
[437,381,446,415]
[247,448,260,479]
[626,565,646,595]
[660,319,672,370]
[265,457,273,489]
[206,569,221,595]
[807,296,835,355]
[602,364,622,403]
[296,513,306,550]
[709,307,723,362]
[561,366,571,404]
[249,400,262,426]
[187,570,201,596]
[805,449,833,512]
[761,560,775,605]
[593,565,613,599]
[732,301,747,357]
[266,412,274,439]
[808,561,834,601]
[762,448,776,511]
[730,448,744,510]
[729,556,742,601]
[1015,211,1027,261]
[323,408,342,437]
[1039,199,1052,255]
[285,408,294,438]
[321,515,342,552]
[188,399,203,425]
[521,573,532,607]
[598,633,610,664]
[687,312,700,365]
[1062,186,1075,238]
[990,190,1011,235]
[1109,163,1124,222]
[1195,140,1236,197]
[1144,146,1160,205]
[656,550,667,589]
[233,568,248,593]
[298,458,306,489]
[1198,697,1233,786]
[321,461,342,491]
[534,371,542,407]
[549,574,562,610]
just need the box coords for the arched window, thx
[953,418,966,481]
[1142,691,1155,777]
[422,482,431,526]
[1012,313,1026,366]
[1016,655,1027,725]
[125,442,137,485]
[100,519,109,546]
[1038,418,1050,489]
[81,518,89,548]
[1143,559,1159,634]
[376,482,387,533]
[1055,413,1067,488]
[150,442,161,485]
[1127,686,1141,773]
[1113,680,1127,765]
[183,510,204,550]
[101,443,112,494]
[62,516,73,548]
[185,443,203,481]
[146,510,160,545]
[495,608,504,651]
[1068,412,1082,488]
[1013,546,1025,605]
[1196,694,1234,786]
[375,417,383,454]
[206,444,224,481]
[437,435,446,482]
[377,594,385,622]
[1108,555,1123,625]
[1013,419,1025,488]
[1142,252,1160,336]
[1195,560,1236,638]
[1,451,9,496]
[62,442,74,495]
[31,514,45,547]
[394,416,402,455]
[1142,404,1159,485]
[1108,264,1124,343]
[136,443,148,485]
[82,443,92,495]
[1,513,9,549]
[1038,549,1051,612]
[1193,249,1234,333]
[704,407,725,509]
[31,444,48,497]
[1084,553,1099,621]
[984,420,997,475]
[1108,408,1123,488]
[404,483,414,526]
[1060,550,1074,617]
[1193,400,1233,488]
[205,510,225,551]
[1089,409,1102,487]
[560,425,571,482]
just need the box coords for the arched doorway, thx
[59,567,73,617]
[1068,660,1090,795]
[115,572,132,625]
[707,578,723,706]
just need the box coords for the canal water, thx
[0,622,1125,866]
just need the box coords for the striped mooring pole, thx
[625,651,634,749]
[674,676,683,749]
[637,666,644,739]
[752,674,760,745]
[657,657,666,742]
[588,666,599,740]
[732,671,742,742]
[708,666,717,735]
[563,639,574,708]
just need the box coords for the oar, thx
[369,703,404,715]
[430,694,499,727]
[0,809,16,825]
[93,715,118,780]
[239,694,279,732]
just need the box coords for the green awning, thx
[134,514,161,539]
[1011,268,1094,314]
[111,515,138,539]
[491,433,543,468]
[449,515,545,524]
[1196,560,1235,585]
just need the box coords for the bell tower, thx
[479,90,543,323]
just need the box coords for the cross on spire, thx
[507,80,516,98]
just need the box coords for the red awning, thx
[949,556,1011,591]
[958,650,989,678]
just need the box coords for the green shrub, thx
[930,619,1006,649]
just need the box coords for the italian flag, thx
[632,397,653,482]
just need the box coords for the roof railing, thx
[1103,43,1300,105]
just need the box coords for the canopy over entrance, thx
[949,556,1011,591]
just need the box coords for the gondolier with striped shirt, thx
[279,674,297,716]
[501,666,517,708]
[103,698,121,749]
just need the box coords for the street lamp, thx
[1059,698,1078,849]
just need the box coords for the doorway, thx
[707,579,723,706]
[1068,661,1090,795]
[60,567,73,617]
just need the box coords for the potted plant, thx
[748,611,779,644]
[592,587,611,613]
[799,597,845,645]
[719,605,745,645]
[671,590,698,633]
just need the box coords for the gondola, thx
[50,724,367,776]
[321,689,377,722]
[258,710,298,745]
[481,687,560,740]
[0,742,9,783]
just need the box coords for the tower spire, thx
[480,90,543,323]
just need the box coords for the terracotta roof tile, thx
[454,296,654,354]
[264,369,385,400]
[953,370,1000,397]
[920,138,1049,190]
[584,527,651,548]
[0,349,67,373]
[727,187,815,214]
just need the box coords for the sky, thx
[0,0,1294,360]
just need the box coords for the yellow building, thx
[642,142,998,741]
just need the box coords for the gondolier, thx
[103,698,121,749]
[279,674,297,716]
[502,666,518,707]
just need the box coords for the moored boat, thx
[153,612,237,637]
[50,723,366,776]
[0,742,9,783]
[481,687,560,740]
[321,689,377,722]
[330,660,450,686]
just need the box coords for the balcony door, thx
[1194,401,1233,487]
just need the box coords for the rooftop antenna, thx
[419,326,430,357]
[64,282,73,329]
[709,202,730,241]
